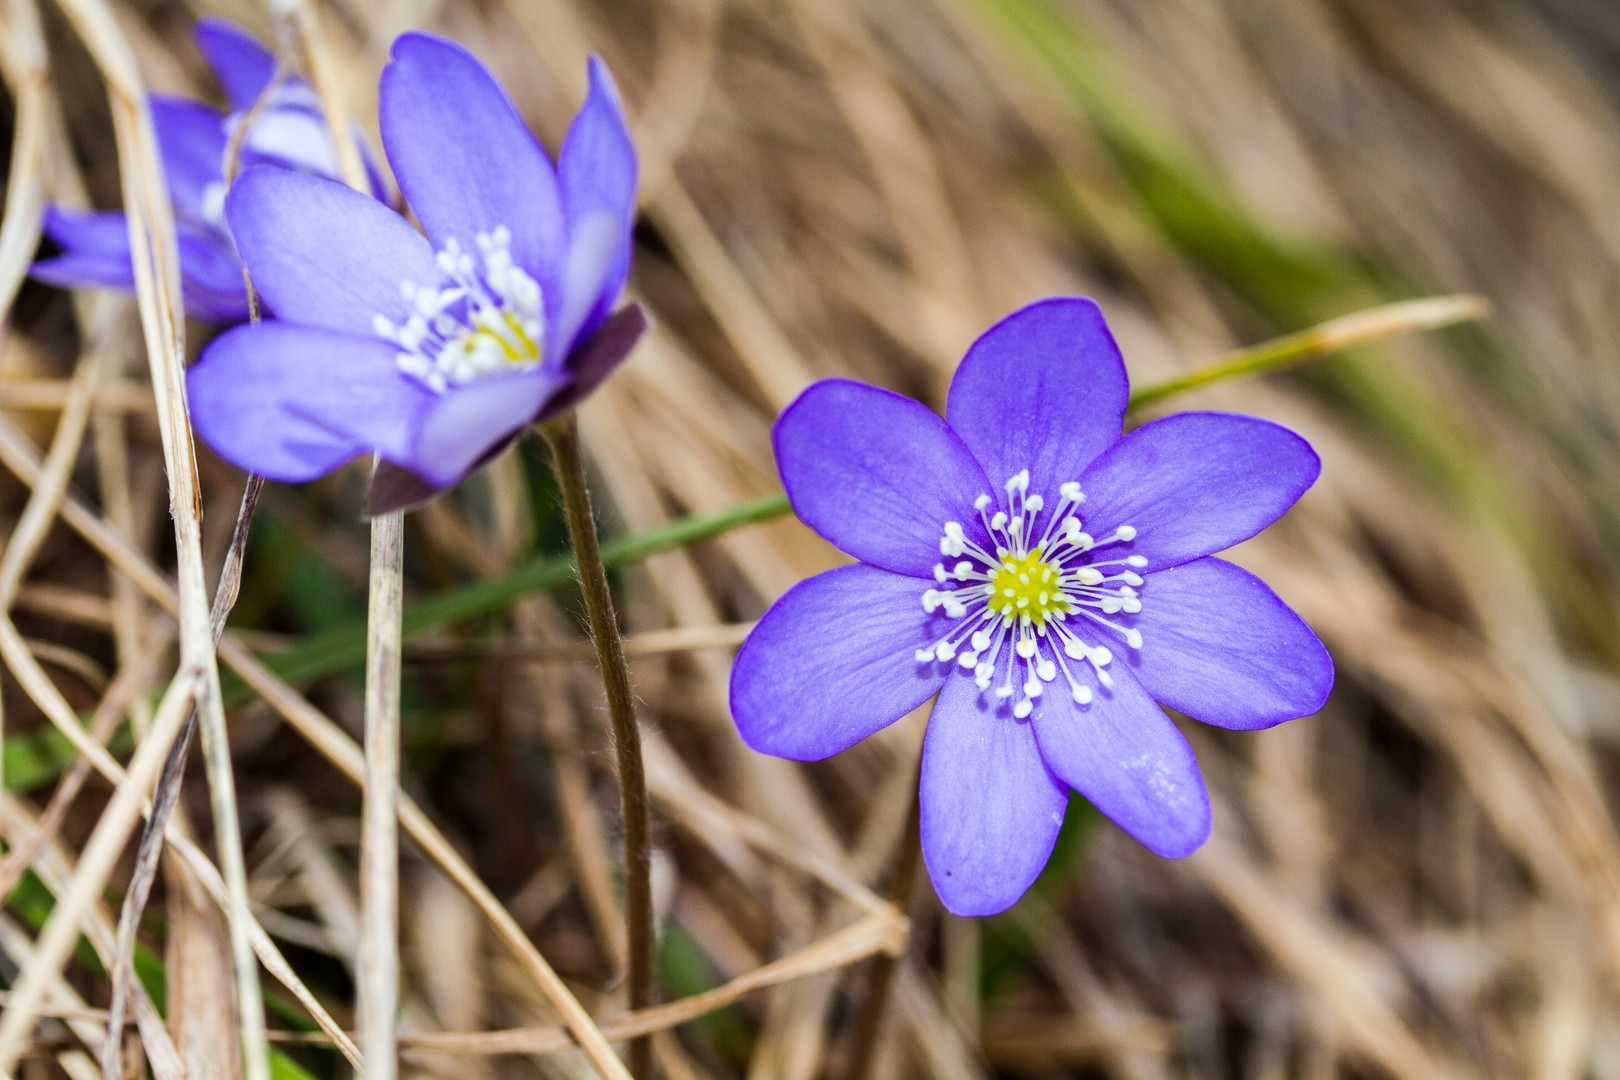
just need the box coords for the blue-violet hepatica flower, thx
[30,17,381,324]
[730,298,1335,916]
[183,33,642,512]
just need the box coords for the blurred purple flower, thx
[29,17,382,324]
[183,32,642,512]
[729,298,1334,916]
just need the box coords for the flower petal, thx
[408,369,568,487]
[379,32,563,288]
[1031,662,1210,858]
[194,17,276,111]
[32,208,135,292]
[365,460,443,517]
[239,98,342,179]
[1077,412,1320,572]
[731,564,948,761]
[944,298,1129,495]
[224,165,441,336]
[920,667,1069,916]
[1122,556,1332,729]
[534,302,649,424]
[187,322,433,482]
[150,96,226,222]
[774,379,994,579]
[34,209,247,323]
[552,57,637,356]
[174,224,248,323]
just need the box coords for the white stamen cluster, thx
[916,469,1147,719]
[373,226,545,393]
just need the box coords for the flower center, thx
[916,469,1146,719]
[373,226,545,393]
[987,549,1069,626]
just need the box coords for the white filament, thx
[916,470,1145,719]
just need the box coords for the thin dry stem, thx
[0,411,619,1080]
[0,665,199,1073]
[101,471,265,1080]
[269,907,906,1057]
[41,1,270,1072]
[359,507,404,1080]
[0,0,48,325]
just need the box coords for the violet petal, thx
[945,297,1129,493]
[194,17,276,111]
[731,564,948,760]
[1123,556,1333,729]
[223,165,442,337]
[150,96,226,222]
[187,322,432,482]
[31,209,135,292]
[774,378,994,579]
[365,460,443,517]
[379,32,563,288]
[534,303,649,424]
[409,369,569,487]
[1030,661,1211,858]
[174,224,249,323]
[1077,411,1320,572]
[552,57,637,356]
[920,661,1069,916]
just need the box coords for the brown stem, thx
[541,413,655,1080]
[846,784,923,1080]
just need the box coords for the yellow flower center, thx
[986,548,1069,626]
[450,308,541,367]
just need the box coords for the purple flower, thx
[29,18,379,324]
[730,298,1334,916]
[183,32,642,513]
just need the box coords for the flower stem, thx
[1127,294,1487,411]
[359,507,404,1080]
[541,413,656,1080]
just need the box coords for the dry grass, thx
[0,0,1616,1078]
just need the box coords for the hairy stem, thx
[542,414,656,1080]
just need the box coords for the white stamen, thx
[378,227,546,392]
[919,471,1150,718]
